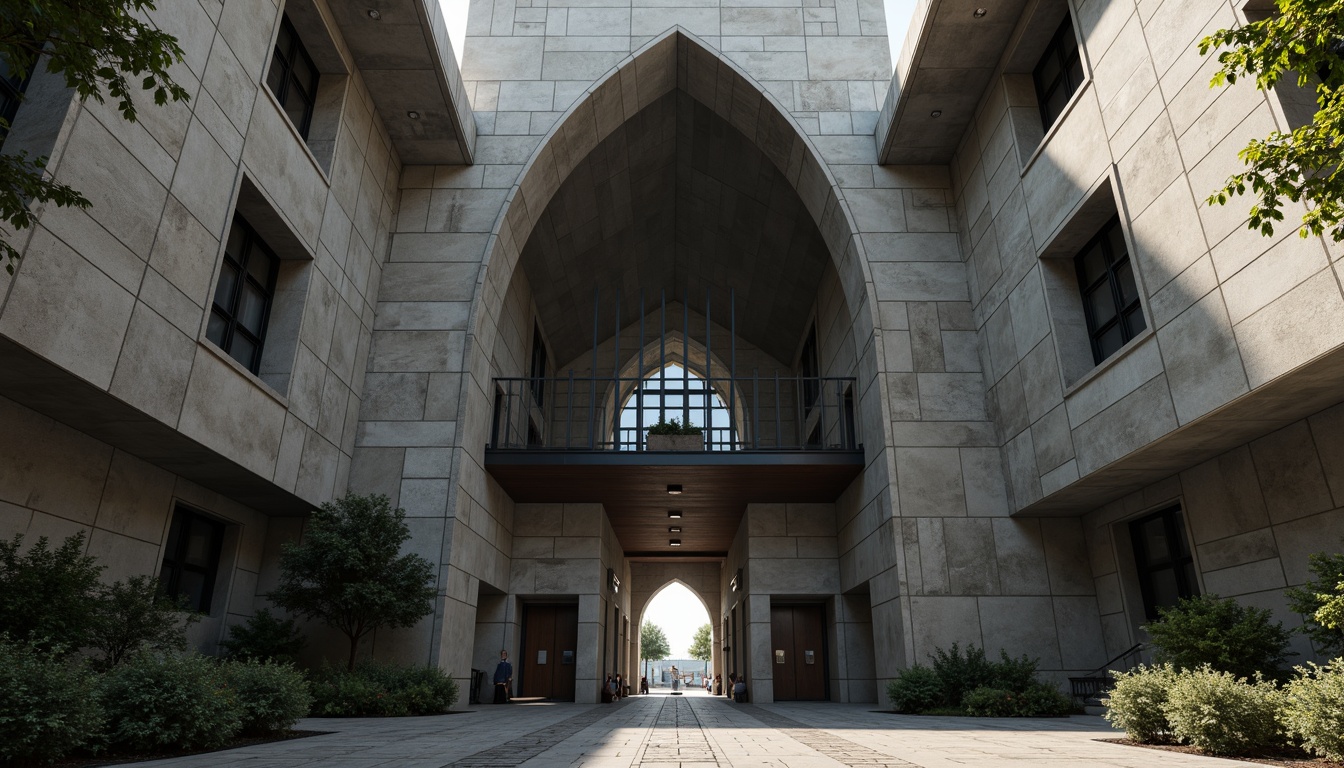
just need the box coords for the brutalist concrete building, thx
[2,0,1342,704]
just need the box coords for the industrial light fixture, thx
[669,539,682,547]
[668,510,683,519]
[973,8,987,17]
[367,8,381,19]
[407,110,421,120]
[930,110,942,118]
[669,526,682,533]
[667,484,683,495]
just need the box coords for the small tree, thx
[1146,594,1295,680]
[0,532,101,653]
[641,621,670,683]
[1285,552,1344,655]
[89,574,198,669]
[269,493,436,671]
[689,622,712,681]
[0,0,190,273]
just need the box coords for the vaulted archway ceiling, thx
[519,90,832,367]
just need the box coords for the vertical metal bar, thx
[613,293,621,450]
[729,289,737,449]
[752,369,759,449]
[774,370,781,450]
[795,371,804,448]
[837,379,847,449]
[566,370,574,449]
[705,287,712,449]
[660,291,666,425]
[818,375,828,450]
[638,290,645,450]
[503,380,514,449]
[590,288,599,450]
[682,295,689,427]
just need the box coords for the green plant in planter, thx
[647,418,703,436]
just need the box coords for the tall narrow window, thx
[529,324,548,408]
[800,324,819,407]
[207,215,280,374]
[1130,506,1199,621]
[0,55,30,146]
[266,15,320,139]
[1076,216,1145,364]
[159,507,226,614]
[1033,17,1085,131]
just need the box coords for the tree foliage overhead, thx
[640,621,670,662]
[0,0,190,273]
[1200,1,1344,242]
[688,623,713,662]
[269,493,437,671]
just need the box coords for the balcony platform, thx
[484,448,865,555]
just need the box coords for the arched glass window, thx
[616,364,733,450]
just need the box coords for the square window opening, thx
[1000,0,1086,167]
[205,176,314,395]
[265,1,349,173]
[159,506,227,615]
[1128,506,1200,622]
[1241,0,1320,130]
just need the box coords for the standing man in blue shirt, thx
[493,649,512,704]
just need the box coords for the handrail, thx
[486,374,860,452]
[1085,642,1146,679]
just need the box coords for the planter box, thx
[646,433,704,451]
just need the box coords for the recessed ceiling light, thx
[930,110,942,118]
[667,484,683,495]
[973,8,987,18]
[669,526,682,533]
[407,110,421,119]
[669,539,682,547]
[368,8,382,19]
[668,510,683,519]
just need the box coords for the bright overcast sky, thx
[438,0,917,74]
[641,582,710,658]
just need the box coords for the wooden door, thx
[770,604,827,701]
[521,603,579,700]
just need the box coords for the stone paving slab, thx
[122,691,1252,768]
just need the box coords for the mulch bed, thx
[45,730,330,768]
[1099,738,1344,767]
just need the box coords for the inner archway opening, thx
[617,363,733,451]
[640,581,714,692]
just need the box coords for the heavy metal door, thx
[770,604,827,701]
[521,603,579,700]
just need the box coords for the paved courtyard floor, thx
[130,689,1249,768]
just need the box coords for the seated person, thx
[733,676,747,703]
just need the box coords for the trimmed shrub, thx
[1013,681,1075,717]
[0,637,104,764]
[99,653,242,752]
[887,664,942,713]
[223,660,313,736]
[961,682,1074,717]
[1163,666,1283,755]
[309,662,459,717]
[220,608,307,664]
[1285,553,1344,656]
[1146,594,1294,680]
[89,575,198,669]
[929,643,997,708]
[1104,664,1178,743]
[1280,659,1344,761]
[0,532,102,653]
[962,687,1016,717]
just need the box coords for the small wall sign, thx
[537,650,547,664]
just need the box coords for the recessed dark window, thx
[800,324,819,407]
[207,215,280,374]
[1076,215,1145,364]
[266,15,320,139]
[159,507,226,614]
[529,323,548,408]
[1033,17,1085,131]
[1130,506,1199,622]
[0,54,31,146]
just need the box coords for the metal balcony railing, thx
[487,375,860,451]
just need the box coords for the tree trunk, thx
[347,633,358,672]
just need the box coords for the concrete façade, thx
[1,0,1342,706]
